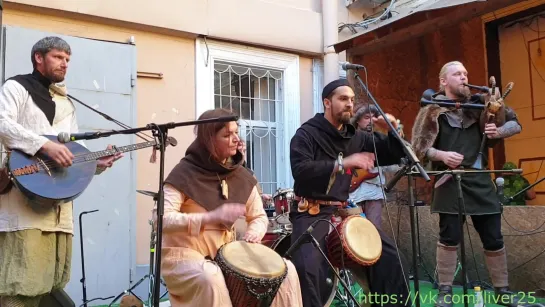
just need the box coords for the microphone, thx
[57,132,100,143]
[341,62,365,71]
[384,163,409,193]
[284,219,319,259]
[496,177,505,204]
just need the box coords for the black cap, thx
[322,78,352,100]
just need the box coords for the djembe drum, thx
[326,215,382,270]
[215,240,288,307]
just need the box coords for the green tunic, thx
[430,111,501,215]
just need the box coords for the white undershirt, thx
[0,80,87,233]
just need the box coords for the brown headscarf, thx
[164,128,257,212]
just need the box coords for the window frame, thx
[195,38,300,190]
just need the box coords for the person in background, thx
[348,104,401,229]
[502,161,536,206]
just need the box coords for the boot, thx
[436,285,454,307]
[435,242,458,307]
[484,247,536,307]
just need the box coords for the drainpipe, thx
[322,0,339,84]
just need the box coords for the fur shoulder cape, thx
[411,96,507,169]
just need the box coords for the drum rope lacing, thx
[215,244,288,302]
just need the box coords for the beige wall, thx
[299,57,315,123]
[6,0,324,55]
[3,4,314,264]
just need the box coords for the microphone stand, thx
[63,116,238,307]
[384,158,427,307]
[79,210,96,307]
[308,234,361,307]
[505,175,544,203]
[349,69,429,182]
[284,224,362,307]
[349,68,430,306]
[395,168,523,307]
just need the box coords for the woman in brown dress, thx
[154,108,302,307]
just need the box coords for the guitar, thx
[5,135,176,204]
[348,117,406,193]
[349,168,380,192]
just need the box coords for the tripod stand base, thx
[332,269,369,307]
[108,275,169,307]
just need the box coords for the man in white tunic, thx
[0,36,122,307]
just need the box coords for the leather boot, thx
[435,242,458,307]
[435,285,454,307]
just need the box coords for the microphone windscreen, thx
[57,132,70,143]
[496,177,505,187]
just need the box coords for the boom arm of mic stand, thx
[351,71,430,182]
[506,175,545,202]
[70,116,239,141]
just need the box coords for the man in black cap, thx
[289,78,410,307]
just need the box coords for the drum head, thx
[222,241,286,279]
[344,216,382,262]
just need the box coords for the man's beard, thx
[451,84,471,100]
[45,67,65,83]
[335,109,352,124]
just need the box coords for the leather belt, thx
[294,196,347,215]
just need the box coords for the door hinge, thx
[131,74,136,88]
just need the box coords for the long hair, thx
[194,108,238,160]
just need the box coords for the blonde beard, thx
[450,85,471,100]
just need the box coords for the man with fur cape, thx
[411,61,533,307]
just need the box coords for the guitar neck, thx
[83,141,157,161]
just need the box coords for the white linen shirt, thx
[0,79,97,234]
